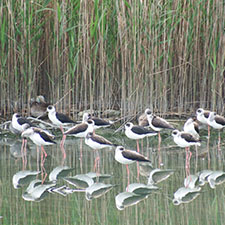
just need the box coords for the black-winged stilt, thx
[172,129,201,177]
[115,146,151,186]
[124,122,157,153]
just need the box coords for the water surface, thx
[0,127,225,225]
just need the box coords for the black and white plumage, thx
[11,113,33,134]
[64,119,95,138]
[21,127,56,147]
[12,170,40,189]
[115,146,150,165]
[207,171,225,189]
[47,105,76,127]
[172,186,201,205]
[85,132,115,150]
[172,129,200,178]
[85,132,116,171]
[49,166,74,182]
[124,122,157,152]
[21,127,56,158]
[145,109,174,156]
[207,112,225,130]
[147,168,175,185]
[115,146,150,186]
[85,183,114,201]
[172,129,201,148]
[145,109,174,132]
[30,95,50,118]
[83,112,113,130]
[196,108,211,138]
[125,122,158,140]
[11,113,33,163]
[196,108,210,125]
[207,112,225,149]
[183,117,200,139]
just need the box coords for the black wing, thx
[181,133,199,143]
[194,123,199,134]
[122,150,150,162]
[65,123,88,135]
[56,112,75,123]
[152,117,174,129]
[37,130,56,144]
[92,117,110,126]
[92,134,113,146]
[215,116,225,126]
[17,117,32,126]
[132,126,155,135]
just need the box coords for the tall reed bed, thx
[0,0,224,118]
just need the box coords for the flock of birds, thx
[5,95,225,207]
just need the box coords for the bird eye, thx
[126,123,130,127]
[87,120,93,124]
[119,147,124,151]
[173,131,178,135]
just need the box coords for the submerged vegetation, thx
[0,0,224,118]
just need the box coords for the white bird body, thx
[172,130,201,148]
[207,112,225,130]
[183,118,199,139]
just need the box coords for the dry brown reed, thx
[0,0,224,119]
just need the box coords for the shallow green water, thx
[0,127,225,225]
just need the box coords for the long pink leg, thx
[126,164,130,189]
[136,140,140,153]
[24,139,27,169]
[40,150,47,183]
[60,142,66,159]
[158,132,162,166]
[137,162,140,182]
[60,125,64,134]
[80,139,83,173]
[185,147,191,180]
[218,131,221,152]
[21,138,25,169]
[41,146,47,158]
[94,150,100,173]
[208,125,210,139]
[37,146,40,172]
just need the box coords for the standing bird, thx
[196,108,211,137]
[124,122,157,153]
[47,105,76,150]
[63,119,95,161]
[183,117,200,165]
[11,113,33,168]
[30,95,50,118]
[47,105,76,132]
[11,113,33,134]
[83,112,113,130]
[183,117,200,139]
[172,129,201,178]
[21,127,56,181]
[115,146,151,186]
[207,112,225,149]
[145,109,174,151]
[85,132,116,171]
[64,119,95,139]
[21,127,56,159]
